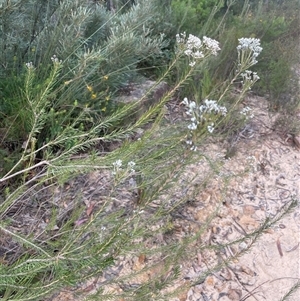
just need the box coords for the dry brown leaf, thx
[227,288,242,301]
[239,215,259,228]
[75,218,88,226]
[177,290,189,301]
[133,255,146,272]
[197,252,202,265]
[86,202,95,216]
[293,135,300,148]
[263,228,274,234]
[205,275,215,286]
[138,253,146,264]
[241,265,255,276]
[81,283,95,293]
[276,238,283,257]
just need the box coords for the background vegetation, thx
[0,0,299,300]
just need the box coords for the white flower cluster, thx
[240,106,254,119]
[176,32,220,66]
[127,161,136,173]
[51,55,62,64]
[241,70,260,82]
[112,159,122,175]
[203,36,221,56]
[175,32,186,44]
[207,123,215,133]
[199,99,227,116]
[25,62,34,69]
[237,38,262,64]
[112,160,136,175]
[182,97,227,137]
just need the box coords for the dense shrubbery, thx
[169,0,299,110]
[0,0,299,300]
[0,0,174,175]
[170,0,221,34]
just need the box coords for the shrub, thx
[0,21,272,299]
[170,0,223,34]
[0,0,174,175]
[0,1,298,300]
[209,0,300,110]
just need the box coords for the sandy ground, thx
[49,94,300,301]
[179,94,300,301]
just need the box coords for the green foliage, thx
[171,0,223,34]
[0,0,175,175]
[186,0,300,110]
[0,0,299,300]
[0,14,264,298]
[165,0,300,138]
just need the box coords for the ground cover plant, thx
[0,0,299,300]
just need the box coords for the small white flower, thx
[182,97,189,106]
[128,161,135,168]
[198,105,205,113]
[207,123,215,133]
[190,145,197,151]
[113,159,122,175]
[203,36,221,55]
[182,97,227,137]
[193,50,204,59]
[51,55,62,64]
[127,161,136,173]
[188,123,198,130]
[189,101,196,110]
[252,72,260,81]
[240,70,260,87]
[186,34,202,49]
[176,32,186,44]
[237,38,262,65]
[184,49,193,56]
[113,159,122,169]
[240,106,254,119]
[219,106,227,116]
[237,38,262,54]
[201,99,227,116]
[26,62,34,69]
[240,106,251,115]
[177,33,220,62]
